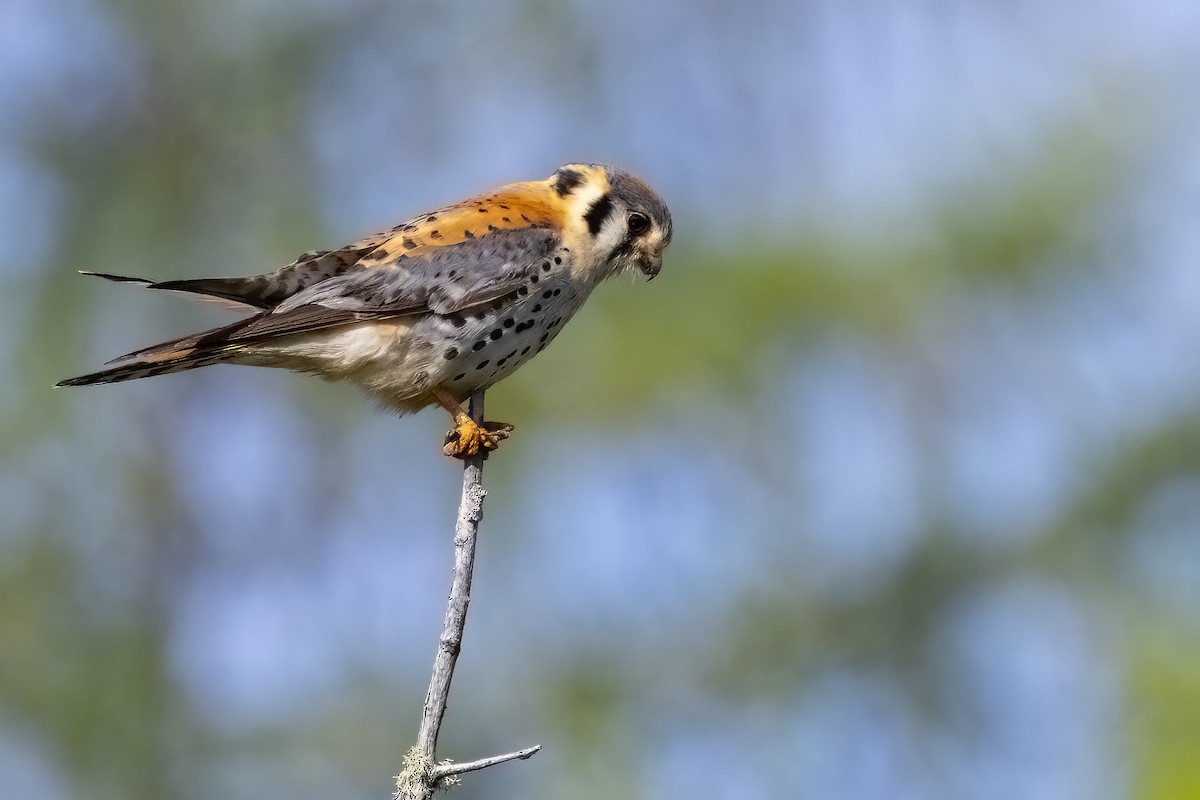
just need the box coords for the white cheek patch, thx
[593,214,628,260]
[570,179,609,221]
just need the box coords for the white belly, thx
[238,320,435,411]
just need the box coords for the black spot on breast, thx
[444,347,458,360]
[463,230,476,239]
[530,275,539,284]
[448,270,457,278]
[554,256,562,265]
[489,329,502,341]
[502,217,511,223]
[505,349,517,359]
[540,333,550,343]
[497,358,507,367]
[476,360,489,370]
[518,287,528,296]
[503,318,514,328]
[532,303,542,312]
[542,290,553,299]
[553,168,584,197]
[584,193,614,235]
[478,207,488,213]
[521,346,531,355]
[473,341,486,351]
[499,204,510,210]
[454,373,466,381]
[429,230,442,240]
[553,289,561,296]
[542,261,551,272]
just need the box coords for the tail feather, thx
[80,271,155,287]
[56,351,232,386]
[56,317,255,387]
[80,270,272,311]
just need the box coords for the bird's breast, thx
[418,273,591,397]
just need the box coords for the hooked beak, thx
[638,252,663,281]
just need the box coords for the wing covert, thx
[220,227,563,344]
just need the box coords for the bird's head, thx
[550,163,673,280]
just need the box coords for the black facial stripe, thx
[584,192,614,236]
[612,237,637,260]
[553,169,585,197]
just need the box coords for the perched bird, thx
[58,164,673,457]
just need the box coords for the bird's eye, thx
[627,212,650,235]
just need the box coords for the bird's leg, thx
[430,387,515,459]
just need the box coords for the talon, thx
[442,415,514,459]
[482,421,515,439]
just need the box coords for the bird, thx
[58,163,673,458]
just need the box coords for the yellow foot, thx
[442,417,515,459]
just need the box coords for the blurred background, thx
[3,1,1199,798]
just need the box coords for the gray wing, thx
[217,227,561,344]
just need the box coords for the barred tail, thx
[56,350,230,386]
[56,319,253,387]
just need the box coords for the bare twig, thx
[395,390,540,799]
[430,745,542,780]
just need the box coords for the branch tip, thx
[430,745,543,780]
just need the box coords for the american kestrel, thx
[58,164,673,457]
